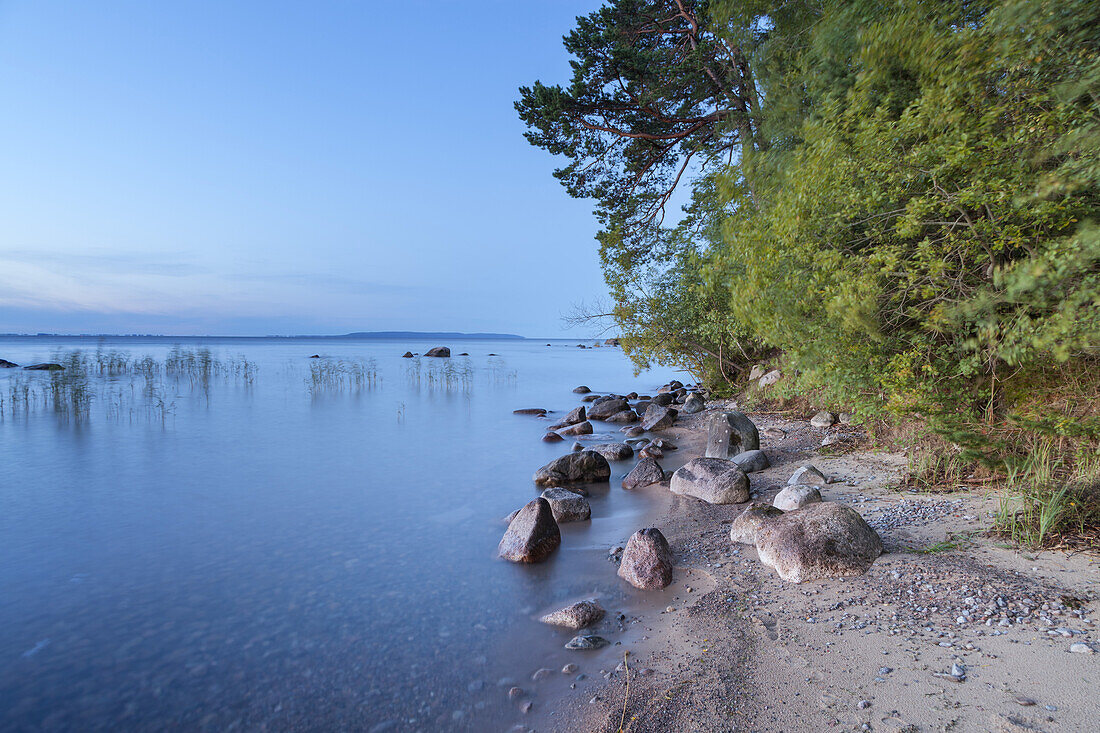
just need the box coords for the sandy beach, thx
[527,402,1100,733]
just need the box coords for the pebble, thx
[565,635,609,650]
[507,686,524,700]
[1015,697,1036,706]
[531,668,554,681]
[561,663,577,674]
[1069,642,1093,654]
[857,700,871,710]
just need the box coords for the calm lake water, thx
[0,336,683,731]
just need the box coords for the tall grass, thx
[308,358,379,394]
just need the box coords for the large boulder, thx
[670,458,749,504]
[755,502,883,583]
[605,410,640,423]
[573,385,591,394]
[589,443,634,461]
[810,411,837,428]
[550,405,586,428]
[498,498,561,563]
[588,397,630,420]
[621,456,665,490]
[642,404,677,431]
[773,485,822,511]
[729,502,785,545]
[705,410,760,458]
[534,451,611,487]
[682,392,705,414]
[514,407,547,416]
[423,346,450,357]
[401,351,414,358]
[618,528,674,589]
[540,599,605,629]
[23,363,64,371]
[731,449,770,473]
[557,420,593,436]
[542,432,564,443]
[652,393,675,407]
[0,359,19,368]
[540,488,592,522]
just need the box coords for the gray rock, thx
[748,365,766,381]
[621,456,664,490]
[550,405,586,428]
[758,369,782,387]
[788,465,828,485]
[540,599,605,629]
[731,449,770,473]
[755,502,883,583]
[400,351,414,358]
[705,411,760,458]
[23,363,64,371]
[514,408,548,416]
[670,458,749,504]
[498,498,561,563]
[810,411,836,428]
[540,488,591,522]
[573,386,591,394]
[424,346,450,358]
[773,484,823,511]
[532,668,554,681]
[839,412,853,424]
[588,398,630,420]
[534,451,612,487]
[581,394,600,402]
[542,432,564,443]
[1069,642,1094,654]
[589,443,634,461]
[625,438,649,448]
[617,528,673,590]
[762,427,787,440]
[0,359,18,368]
[565,635,609,650]
[729,502,784,545]
[682,392,705,414]
[650,439,677,451]
[557,420,593,436]
[642,404,677,431]
[651,393,675,407]
[622,426,645,437]
[605,409,640,423]
[638,445,662,460]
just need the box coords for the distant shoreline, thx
[0,331,534,341]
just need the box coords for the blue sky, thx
[0,1,610,336]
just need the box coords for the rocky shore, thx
[501,385,1099,733]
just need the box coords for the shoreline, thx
[523,399,1099,732]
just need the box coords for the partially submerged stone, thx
[588,397,630,420]
[534,451,611,487]
[729,502,784,545]
[589,443,634,461]
[788,464,828,486]
[540,599,605,629]
[705,410,760,458]
[573,385,591,394]
[642,404,677,431]
[550,405,586,428]
[557,420,593,436]
[621,456,665,490]
[618,528,674,590]
[540,488,592,523]
[670,458,749,504]
[564,635,609,650]
[605,410,640,423]
[23,363,64,371]
[542,432,564,443]
[755,502,883,583]
[498,498,561,563]
[773,484,823,511]
[732,449,770,473]
[514,408,548,416]
[423,346,450,357]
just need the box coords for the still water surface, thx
[0,337,683,731]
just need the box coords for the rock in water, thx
[731,449,770,473]
[773,485,822,511]
[682,392,705,414]
[755,502,883,583]
[651,393,675,407]
[514,408,547,416]
[605,410,639,423]
[642,404,677,431]
[588,397,630,420]
[540,488,591,522]
[534,451,611,487]
[810,411,837,428]
[618,528,673,589]
[670,458,749,504]
[729,502,785,545]
[0,359,19,368]
[401,351,414,358]
[542,432,564,443]
[564,635,609,650]
[550,405,586,428]
[423,346,450,357]
[573,385,591,394]
[705,411,760,458]
[23,363,64,371]
[621,457,665,490]
[588,443,634,461]
[498,498,561,563]
[540,599,605,629]
[788,465,828,486]
[557,420,593,436]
